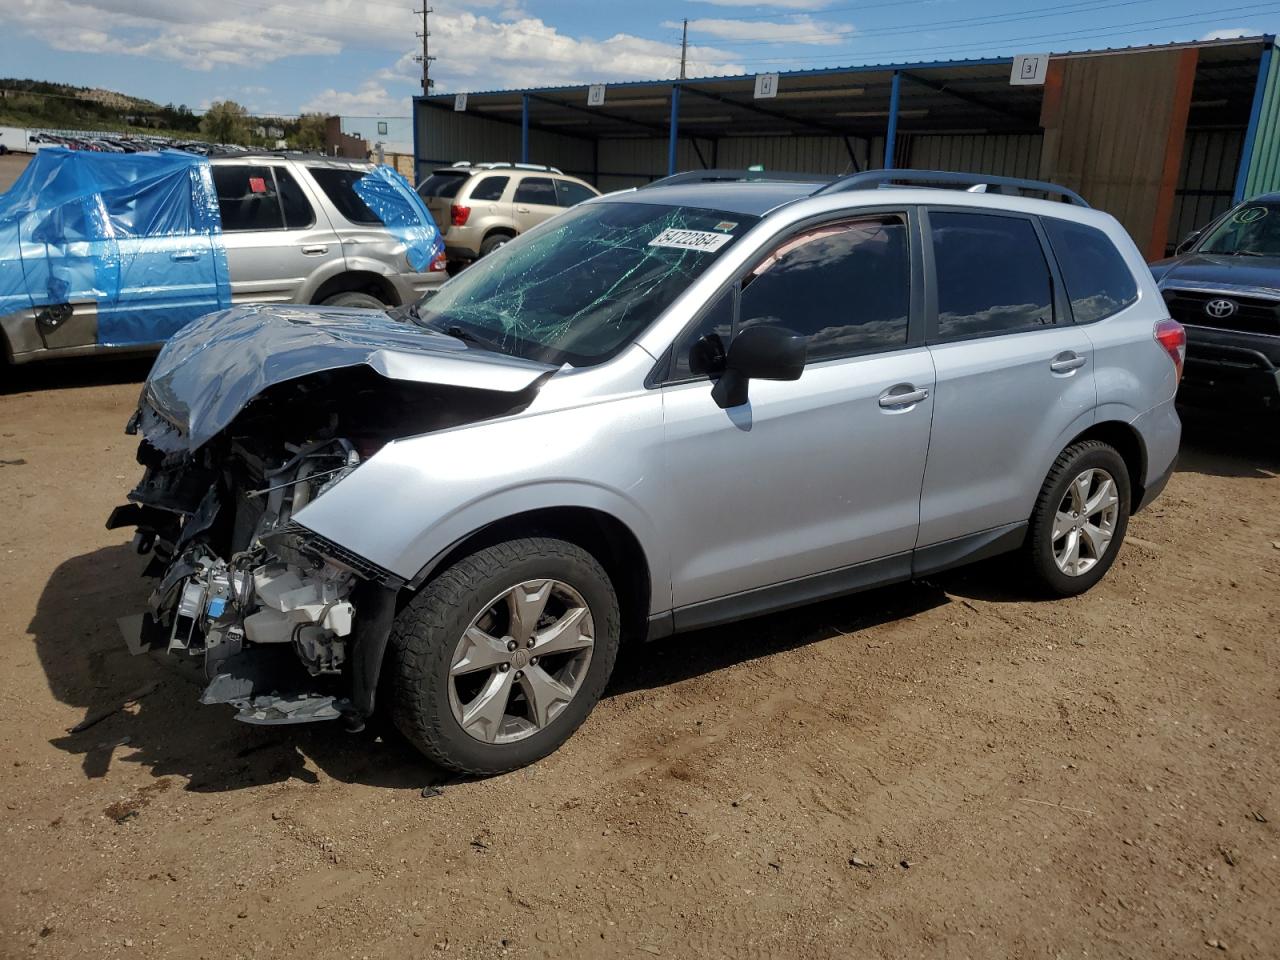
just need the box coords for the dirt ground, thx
[0,359,1277,960]
[0,152,32,191]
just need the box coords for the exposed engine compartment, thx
[110,364,547,725]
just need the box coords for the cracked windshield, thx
[412,201,758,366]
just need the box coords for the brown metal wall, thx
[415,105,595,179]
[1039,48,1198,259]
[1169,128,1244,250]
[907,133,1043,178]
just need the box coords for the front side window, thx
[931,211,1054,339]
[514,177,557,206]
[1198,201,1280,257]
[469,176,509,202]
[737,215,911,361]
[1042,217,1137,323]
[412,201,757,367]
[212,165,284,232]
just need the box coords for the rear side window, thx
[1042,218,1138,323]
[738,214,911,362]
[275,168,315,229]
[212,165,284,232]
[308,167,380,224]
[469,176,509,201]
[514,177,557,205]
[930,211,1055,339]
[556,179,596,207]
[417,172,468,199]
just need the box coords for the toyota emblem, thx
[1205,298,1238,319]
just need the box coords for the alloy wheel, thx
[447,579,595,744]
[1052,467,1121,577]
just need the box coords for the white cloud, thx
[670,15,853,46]
[7,0,744,115]
[1199,27,1261,41]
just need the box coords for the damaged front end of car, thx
[106,304,555,727]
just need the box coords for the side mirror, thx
[1174,229,1201,256]
[711,323,806,409]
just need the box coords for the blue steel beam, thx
[521,93,530,163]
[1235,42,1274,202]
[883,70,901,170]
[668,84,681,176]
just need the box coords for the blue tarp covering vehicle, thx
[0,149,444,353]
[0,148,231,347]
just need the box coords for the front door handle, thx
[169,251,200,262]
[878,385,930,409]
[301,244,328,255]
[1050,352,1088,374]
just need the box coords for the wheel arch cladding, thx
[412,506,652,645]
[1065,420,1147,509]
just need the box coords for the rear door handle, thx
[1050,353,1088,374]
[878,385,929,409]
[169,251,200,262]
[301,244,328,255]
[516,206,531,213]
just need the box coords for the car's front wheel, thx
[387,537,620,775]
[1025,440,1131,597]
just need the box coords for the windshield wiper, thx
[1231,250,1266,257]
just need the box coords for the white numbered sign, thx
[454,93,468,111]
[587,84,606,106]
[754,73,779,99]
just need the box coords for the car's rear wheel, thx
[479,233,512,257]
[1025,440,1131,597]
[322,291,386,309]
[387,537,620,775]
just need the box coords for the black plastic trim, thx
[1133,457,1176,514]
[912,521,1027,578]
[671,552,913,633]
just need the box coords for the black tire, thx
[1025,440,1131,597]
[321,290,387,309]
[479,233,513,257]
[387,537,620,775]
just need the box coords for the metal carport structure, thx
[415,35,1276,258]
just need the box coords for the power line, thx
[694,4,1280,66]
[694,0,1169,48]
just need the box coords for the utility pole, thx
[679,18,688,80]
[413,5,435,95]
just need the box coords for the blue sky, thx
[1,0,1276,145]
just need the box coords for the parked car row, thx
[28,130,250,155]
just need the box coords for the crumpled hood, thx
[1149,253,1280,292]
[138,303,556,453]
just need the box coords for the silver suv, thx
[1,153,446,364]
[417,162,599,262]
[112,169,1182,776]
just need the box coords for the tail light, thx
[429,251,448,273]
[450,204,471,227]
[1154,318,1186,382]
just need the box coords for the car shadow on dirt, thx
[2,355,154,395]
[32,543,955,792]
[1175,408,1280,479]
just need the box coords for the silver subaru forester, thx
[111,169,1183,775]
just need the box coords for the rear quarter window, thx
[468,176,509,202]
[1042,218,1139,323]
[308,167,380,224]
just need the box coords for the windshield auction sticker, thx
[649,228,734,252]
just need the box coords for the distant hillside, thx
[0,78,200,136]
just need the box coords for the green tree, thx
[200,100,248,145]
[294,113,327,152]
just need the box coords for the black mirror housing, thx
[1175,229,1201,256]
[711,324,807,408]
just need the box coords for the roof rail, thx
[813,169,1089,207]
[444,161,564,174]
[643,169,836,189]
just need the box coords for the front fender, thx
[292,389,671,614]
